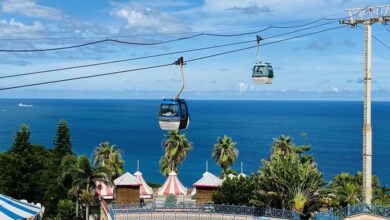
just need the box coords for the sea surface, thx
[0,99,389,186]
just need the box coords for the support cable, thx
[357,25,390,50]
[0,22,336,79]
[384,25,390,33]
[0,25,345,91]
[0,20,342,52]
[0,18,332,42]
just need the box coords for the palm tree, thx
[59,155,81,218]
[212,135,239,176]
[62,155,110,219]
[373,186,390,207]
[160,130,192,176]
[94,142,124,180]
[327,173,362,208]
[272,135,312,163]
[251,152,324,219]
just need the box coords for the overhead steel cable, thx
[0,40,254,79]
[0,63,175,90]
[0,10,364,42]
[187,25,345,63]
[383,25,390,33]
[357,25,390,50]
[0,22,336,80]
[0,18,328,42]
[0,20,338,52]
[0,25,345,91]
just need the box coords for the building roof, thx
[134,171,153,198]
[158,171,187,196]
[193,172,222,188]
[114,172,141,186]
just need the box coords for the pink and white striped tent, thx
[95,181,114,200]
[134,171,153,198]
[158,171,187,196]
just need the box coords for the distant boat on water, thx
[18,102,33,107]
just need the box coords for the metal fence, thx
[315,204,390,220]
[109,203,300,220]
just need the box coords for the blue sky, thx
[0,0,389,100]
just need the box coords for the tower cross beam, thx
[340,5,390,26]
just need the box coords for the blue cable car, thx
[252,35,274,84]
[158,57,190,131]
[158,98,190,131]
[252,62,274,84]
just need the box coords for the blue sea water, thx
[0,99,389,186]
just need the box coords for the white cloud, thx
[111,3,189,34]
[331,86,339,93]
[1,0,62,20]
[0,18,44,37]
[238,82,249,92]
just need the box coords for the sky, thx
[0,0,389,100]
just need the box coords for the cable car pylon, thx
[340,5,390,205]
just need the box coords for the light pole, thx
[340,5,389,204]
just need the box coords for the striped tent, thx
[158,171,187,196]
[0,194,44,220]
[134,171,153,198]
[95,181,114,200]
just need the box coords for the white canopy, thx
[238,172,247,178]
[193,172,222,188]
[114,172,141,186]
[158,171,187,196]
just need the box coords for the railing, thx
[109,205,116,220]
[109,203,300,220]
[100,199,112,220]
[315,204,390,220]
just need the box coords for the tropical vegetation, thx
[0,123,389,219]
[94,142,125,180]
[159,130,192,176]
[0,122,124,219]
[212,135,390,219]
[212,135,239,177]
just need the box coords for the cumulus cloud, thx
[238,82,249,92]
[225,5,272,15]
[111,3,189,34]
[1,0,63,20]
[306,39,332,51]
[0,19,44,37]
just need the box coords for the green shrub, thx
[165,194,177,207]
[56,199,75,220]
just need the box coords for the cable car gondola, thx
[252,35,274,84]
[252,62,274,84]
[158,98,189,130]
[158,57,190,131]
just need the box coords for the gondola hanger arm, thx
[256,35,263,63]
[175,57,186,99]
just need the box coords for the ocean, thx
[0,99,389,186]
